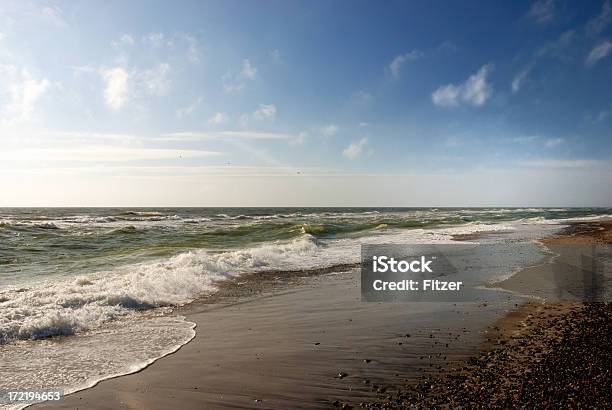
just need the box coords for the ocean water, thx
[0,207,610,405]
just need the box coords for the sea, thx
[1,207,610,407]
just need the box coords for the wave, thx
[0,315,196,410]
[0,234,320,344]
[121,211,164,217]
[2,220,508,344]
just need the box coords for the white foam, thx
[1,221,517,345]
[0,235,322,344]
[0,315,195,409]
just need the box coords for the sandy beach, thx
[36,270,511,409]
[31,221,611,409]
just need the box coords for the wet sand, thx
[37,272,520,409]
[495,221,612,302]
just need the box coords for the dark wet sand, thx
[495,221,612,302]
[37,270,518,409]
[36,221,611,409]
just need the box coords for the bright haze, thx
[1,0,611,206]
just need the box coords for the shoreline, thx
[32,220,611,409]
[359,221,612,408]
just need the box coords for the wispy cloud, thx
[511,66,531,93]
[111,33,135,48]
[389,50,422,77]
[319,124,338,137]
[342,137,368,160]
[510,135,564,148]
[0,64,50,124]
[252,104,276,120]
[176,97,202,118]
[0,147,221,162]
[158,131,301,142]
[543,137,563,148]
[143,32,169,47]
[586,40,612,66]
[139,63,170,96]
[182,34,201,63]
[518,159,606,168]
[207,112,228,125]
[43,131,143,142]
[222,59,257,92]
[432,64,493,107]
[41,5,67,27]
[594,108,612,122]
[527,0,556,25]
[587,1,611,34]
[536,30,576,59]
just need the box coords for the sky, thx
[0,0,611,207]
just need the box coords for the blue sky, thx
[0,0,611,206]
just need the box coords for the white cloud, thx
[98,63,171,110]
[527,0,556,24]
[320,124,338,137]
[241,59,256,79]
[208,112,228,125]
[594,108,612,122]
[587,1,611,34]
[432,64,493,107]
[389,50,422,77]
[252,104,276,120]
[239,113,250,128]
[586,41,612,66]
[100,67,129,110]
[544,137,563,148]
[0,147,221,162]
[159,131,300,142]
[518,159,604,168]
[294,131,307,145]
[144,32,167,47]
[0,64,50,124]
[432,84,461,107]
[359,122,369,127]
[183,34,200,63]
[71,65,96,75]
[537,30,575,58]
[44,131,143,142]
[223,59,257,92]
[511,67,530,93]
[112,33,135,47]
[342,138,368,160]
[176,97,202,118]
[511,135,540,143]
[139,63,170,96]
[510,135,564,148]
